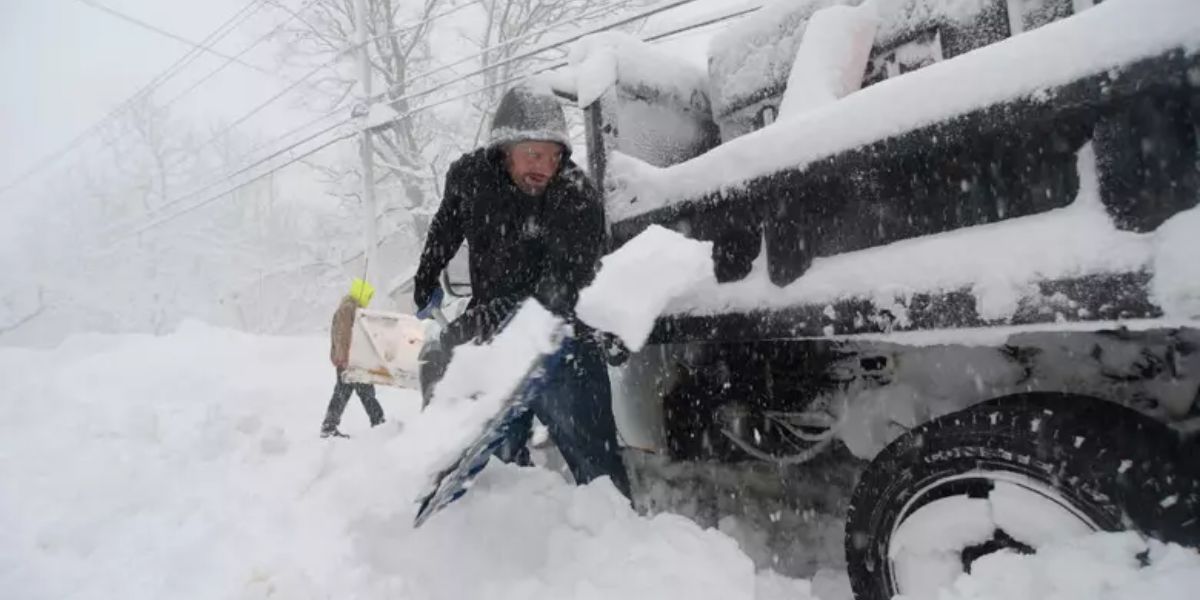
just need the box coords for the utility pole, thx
[354,0,379,285]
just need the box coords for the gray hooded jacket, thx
[413,84,604,336]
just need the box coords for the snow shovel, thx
[411,226,714,527]
[412,334,569,528]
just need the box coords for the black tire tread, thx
[845,392,1200,600]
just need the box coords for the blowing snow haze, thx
[3,1,1200,600]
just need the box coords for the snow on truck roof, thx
[608,0,1200,223]
[709,0,1005,118]
[568,32,710,111]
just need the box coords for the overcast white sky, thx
[0,0,738,196]
[0,0,314,188]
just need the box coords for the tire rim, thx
[885,469,1100,598]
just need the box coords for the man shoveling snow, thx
[412,82,632,499]
[412,223,715,526]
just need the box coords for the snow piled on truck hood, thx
[610,0,1200,221]
[3,323,1200,598]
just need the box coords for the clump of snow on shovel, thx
[576,225,714,351]
[417,300,563,474]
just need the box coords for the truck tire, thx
[845,392,1200,600]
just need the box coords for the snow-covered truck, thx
[551,0,1200,597]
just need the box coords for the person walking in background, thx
[321,278,385,438]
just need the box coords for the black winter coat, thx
[413,147,606,328]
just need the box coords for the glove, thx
[441,297,519,348]
[416,286,444,320]
[601,332,631,367]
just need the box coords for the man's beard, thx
[517,175,549,196]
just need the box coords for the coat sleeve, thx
[534,172,607,318]
[414,162,468,309]
[330,297,356,367]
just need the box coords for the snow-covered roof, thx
[611,0,1200,223]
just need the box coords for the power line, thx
[644,3,762,42]
[73,0,277,77]
[240,0,483,112]
[361,1,478,51]
[159,0,483,180]
[168,72,345,179]
[152,114,354,222]
[0,0,265,198]
[368,0,707,108]
[82,0,339,190]
[46,0,344,202]
[405,6,764,115]
[422,3,766,103]
[113,1,628,234]
[119,0,487,228]
[9,0,486,203]
[120,128,356,240]
[108,4,759,243]
[97,101,355,240]
[364,0,630,71]
[161,0,327,110]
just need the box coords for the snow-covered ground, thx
[3,323,1200,599]
[0,322,799,600]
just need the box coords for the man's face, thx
[504,141,563,196]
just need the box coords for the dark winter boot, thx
[320,428,350,439]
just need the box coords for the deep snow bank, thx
[0,322,799,600]
[3,322,1199,599]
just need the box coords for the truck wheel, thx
[845,392,1200,600]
